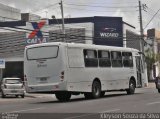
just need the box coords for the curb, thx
[144,83,156,89]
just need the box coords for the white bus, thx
[24,42,145,101]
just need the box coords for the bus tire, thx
[158,89,160,93]
[91,80,101,98]
[126,79,136,95]
[84,93,92,99]
[21,95,25,98]
[1,91,6,98]
[55,92,71,102]
[100,91,105,97]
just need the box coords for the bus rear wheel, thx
[1,91,6,98]
[100,91,105,97]
[84,93,92,99]
[84,81,101,99]
[92,81,101,98]
[55,91,71,102]
[126,80,136,95]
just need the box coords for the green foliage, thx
[145,50,160,80]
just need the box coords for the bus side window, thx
[111,51,122,67]
[98,50,111,67]
[122,52,133,67]
[83,49,98,67]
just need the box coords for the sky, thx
[0,0,159,33]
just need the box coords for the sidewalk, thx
[146,82,156,88]
[25,83,156,98]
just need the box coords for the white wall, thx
[0,3,21,21]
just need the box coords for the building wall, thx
[0,3,21,21]
[0,32,25,61]
[49,28,86,43]
[126,30,141,50]
[123,23,136,48]
[21,13,41,22]
[49,23,93,44]
[147,28,160,54]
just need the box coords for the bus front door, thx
[136,56,142,87]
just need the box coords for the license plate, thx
[40,77,47,81]
[11,90,17,93]
[39,78,47,83]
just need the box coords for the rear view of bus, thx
[24,43,67,95]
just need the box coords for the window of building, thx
[98,50,111,67]
[83,49,98,67]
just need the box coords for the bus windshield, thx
[26,46,59,60]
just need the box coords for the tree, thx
[145,49,160,81]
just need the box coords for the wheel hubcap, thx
[94,86,99,96]
[130,83,135,90]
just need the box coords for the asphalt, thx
[24,82,157,98]
[146,82,156,88]
[0,83,159,119]
[0,85,159,116]
[0,82,155,99]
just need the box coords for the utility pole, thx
[139,0,146,87]
[59,0,65,42]
[139,0,144,54]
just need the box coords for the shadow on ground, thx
[32,92,143,104]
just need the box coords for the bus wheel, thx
[92,81,101,98]
[100,91,105,97]
[21,95,25,98]
[55,92,71,102]
[84,93,92,99]
[126,80,136,95]
[158,89,160,93]
[1,91,6,98]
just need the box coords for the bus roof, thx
[25,42,139,52]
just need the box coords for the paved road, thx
[0,87,160,119]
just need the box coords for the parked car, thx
[0,78,25,98]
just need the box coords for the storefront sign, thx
[0,59,5,68]
[94,17,123,47]
[26,20,49,45]
[26,37,48,45]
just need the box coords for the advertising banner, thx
[94,17,123,47]
[26,20,49,45]
[0,59,5,68]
